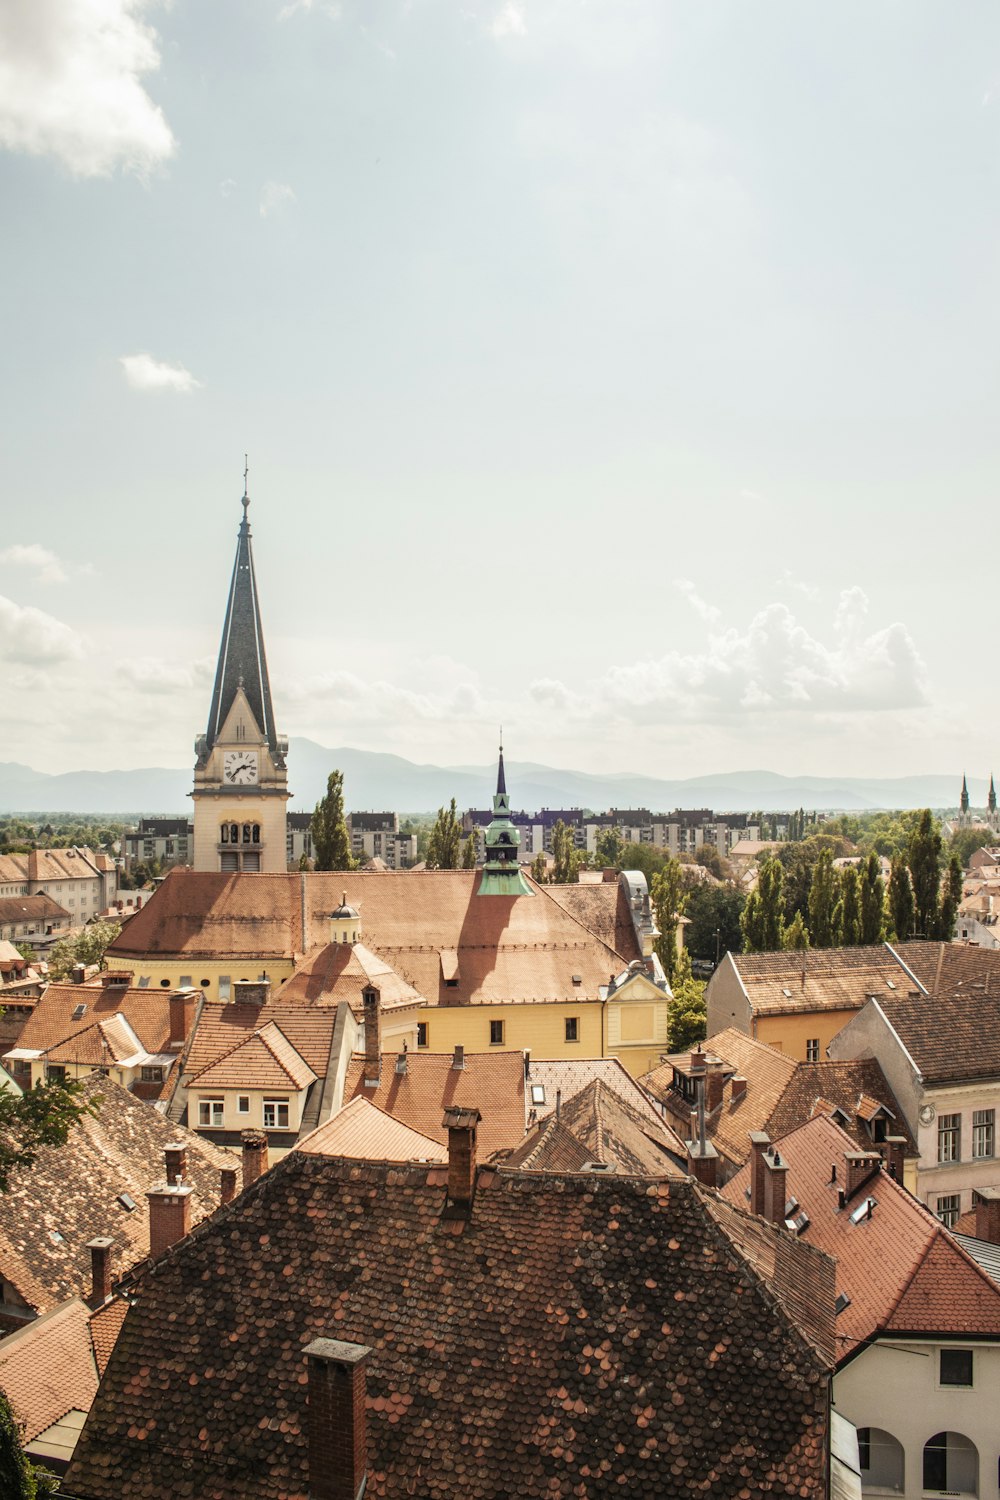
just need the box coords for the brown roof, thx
[0,1298,100,1442]
[873,988,1000,1086]
[342,1050,527,1159]
[543,880,642,961]
[893,938,1000,996]
[501,1079,684,1176]
[0,893,71,923]
[44,1014,142,1067]
[183,1002,338,1083]
[67,1154,832,1500]
[0,1075,234,1316]
[8,982,171,1061]
[108,870,633,1005]
[296,1096,447,1162]
[526,1055,674,1133]
[190,1020,317,1092]
[729,946,913,1017]
[722,1115,1000,1359]
[0,849,104,887]
[276,940,425,1014]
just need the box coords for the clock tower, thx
[191,482,290,872]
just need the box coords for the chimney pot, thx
[163,1142,187,1186]
[241,1128,269,1188]
[86,1236,114,1308]
[220,1165,238,1205]
[687,1139,719,1189]
[974,1187,1000,1245]
[146,1183,194,1259]
[304,1337,373,1500]
[762,1149,788,1227]
[729,1075,747,1102]
[362,986,381,1088]
[883,1135,907,1186]
[442,1106,480,1211]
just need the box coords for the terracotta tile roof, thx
[183,1002,337,1083]
[8,983,171,1061]
[44,1014,143,1067]
[873,988,1000,1086]
[722,1115,1000,1360]
[892,938,1000,996]
[88,1298,128,1377]
[67,1155,832,1499]
[343,1050,527,1159]
[501,1080,684,1176]
[190,1020,317,1092]
[728,945,911,1016]
[0,1297,99,1442]
[276,940,424,1014]
[543,880,642,961]
[0,1074,234,1316]
[764,1060,917,1158]
[296,1096,447,1162]
[0,893,70,923]
[0,849,103,886]
[108,871,633,1004]
[527,1056,673,1134]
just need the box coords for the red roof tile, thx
[342,1050,527,1159]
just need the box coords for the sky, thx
[2,0,999,782]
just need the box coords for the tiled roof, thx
[764,1059,917,1158]
[183,1002,337,1082]
[67,1154,832,1499]
[0,849,104,886]
[527,1056,674,1134]
[501,1080,684,1176]
[8,983,171,1061]
[722,1115,1000,1359]
[0,893,70,922]
[296,1096,447,1162]
[893,939,1000,996]
[88,1298,128,1377]
[874,988,1000,1086]
[730,946,911,1016]
[277,940,425,1013]
[0,1297,99,1442]
[342,1050,527,1159]
[0,1075,234,1315]
[44,1014,142,1066]
[107,871,633,1004]
[190,1020,317,1091]
[543,881,642,961]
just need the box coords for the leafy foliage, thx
[461,832,478,869]
[859,853,886,945]
[0,1076,97,1194]
[948,825,998,868]
[593,827,627,869]
[683,884,745,961]
[550,820,584,884]
[311,771,357,872]
[907,810,943,938]
[741,855,785,952]
[426,799,462,870]
[888,856,915,942]
[782,910,810,950]
[0,1387,59,1496]
[530,852,548,884]
[807,849,841,948]
[46,919,122,981]
[667,949,707,1051]
[650,858,687,984]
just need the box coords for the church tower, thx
[191,481,290,872]
[989,775,998,832]
[959,773,971,827]
[478,742,533,897]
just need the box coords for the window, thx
[140,1066,164,1083]
[416,1022,428,1048]
[940,1349,974,1387]
[219,976,231,1000]
[198,1098,224,1128]
[530,1083,546,1106]
[221,824,229,844]
[565,1017,579,1043]
[973,1109,995,1159]
[242,824,251,844]
[937,1193,961,1228]
[805,1038,819,1063]
[489,1019,504,1046]
[237,1095,250,1114]
[46,1065,66,1081]
[179,975,192,989]
[263,1099,290,1129]
[923,1431,978,1495]
[857,1428,904,1493]
[938,1112,961,1163]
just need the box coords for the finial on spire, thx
[242,454,249,515]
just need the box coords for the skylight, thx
[781,987,792,998]
[849,1197,877,1225]
[117,1193,137,1212]
[530,1084,545,1105]
[71,1004,87,1020]
[886,979,896,990]
[48,1230,64,1245]
[835,1293,851,1315]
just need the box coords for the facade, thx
[347,811,416,869]
[462,804,759,864]
[191,487,290,873]
[0,849,117,934]
[121,818,193,872]
[0,892,72,951]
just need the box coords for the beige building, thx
[0,849,117,931]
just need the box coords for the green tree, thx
[807,849,841,948]
[740,855,786,952]
[461,832,478,869]
[0,1387,58,1496]
[934,853,963,941]
[888,856,915,942]
[47,920,122,981]
[782,910,810,950]
[860,852,886,945]
[530,852,548,884]
[683,884,746,961]
[593,827,627,869]
[550,820,584,884]
[297,852,312,872]
[693,843,728,880]
[13,944,35,965]
[311,771,357,872]
[776,833,851,926]
[0,1077,97,1194]
[907,809,943,938]
[651,857,686,984]
[839,865,861,946]
[426,799,462,870]
[666,949,707,1051]
[948,825,997,869]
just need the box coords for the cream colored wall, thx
[191,1084,307,1134]
[192,792,289,874]
[34,1059,135,1089]
[104,955,297,1002]
[835,1339,1000,1499]
[415,1001,604,1060]
[754,1008,859,1062]
[913,1081,1000,1221]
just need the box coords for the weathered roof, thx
[342,1050,527,1160]
[0,1075,234,1316]
[189,1020,317,1092]
[501,1079,684,1176]
[723,1115,1000,1360]
[873,988,1000,1086]
[8,983,172,1062]
[107,871,634,1004]
[67,1154,833,1499]
[893,938,1000,996]
[728,947,912,1017]
[44,1014,143,1067]
[0,1297,99,1442]
[527,1055,677,1134]
[276,940,424,1014]
[296,1096,447,1162]
[0,893,71,923]
[0,849,104,887]
[183,1002,337,1084]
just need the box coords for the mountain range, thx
[0,740,973,817]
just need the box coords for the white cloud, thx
[285,669,484,725]
[0,545,69,584]
[675,577,720,627]
[278,0,341,17]
[490,3,526,38]
[119,353,202,392]
[259,181,297,218]
[530,589,929,726]
[220,177,237,198]
[0,0,175,178]
[0,595,85,666]
[116,655,214,696]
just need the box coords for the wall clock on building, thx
[224,750,259,785]
[918,1103,936,1126]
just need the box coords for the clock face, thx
[223,750,259,785]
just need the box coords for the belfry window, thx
[253,824,260,842]
[221,824,229,844]
[242,823,251,844]
[230,823,239,844]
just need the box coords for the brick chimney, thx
[844,1150,881,1202]
[442,1106,481,1211]
[749,1131,771,1217]
[233,980,271,1007]
[86,1237,114,1308]
[163,1143,187,1186]
[974,1187,1000,1244]
[762,1149,789,1227]
[686,1139,719,1189]
[705,1058,725,1114]
[241,1128,269,1188]
[220,1165,238,1205]
[169,989,197,1049]
[883,1135,907,1184]
[146,1184,193,1259]
[362,986,380,1088]
[303,1337,373,1500]
[729,1075,747,1103]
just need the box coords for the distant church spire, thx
[496,731,507,797]
[202,472,279,758]
[478,740,532,897]
[990,775,997,815]
[961,773,970,816]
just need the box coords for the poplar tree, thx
[740,855,785,952]
[889,856,915,942]
[651,857,686,983]
[839,866,861,946]
[782,910,810,950]
[426,799,462,870]
[461,832,478,869]
[311,771,357,872]
[908,809,943,937]
[550,820,583,884]
[860,852,886,945]
[808,849,841,948]
[935,854,963,941]
[530,852,548,884]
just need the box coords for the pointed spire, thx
[496,733,506,797]
[961,774,970,815]
[479,736,532,898]
[203,477,279,756]
[990,775,996,814]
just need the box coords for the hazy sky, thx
[2,1,998,782]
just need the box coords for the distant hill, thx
[0,743,974,817]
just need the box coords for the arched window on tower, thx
[252,824,260,843]
[230,824,239,845]
[242,823,251,844]
[221,825,229,844]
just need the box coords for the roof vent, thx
[572,974,582,986]
[117,1192,138,1212]
[835,1292,851,1315]
[785,1210,810,1235]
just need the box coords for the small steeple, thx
[961,773,970,815]
[989,775,996,815]
[478,740,532,898]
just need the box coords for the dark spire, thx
[496,734,506,797]
[990,775,997,814]
[203,476,279,756]
[961,773,970,814]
